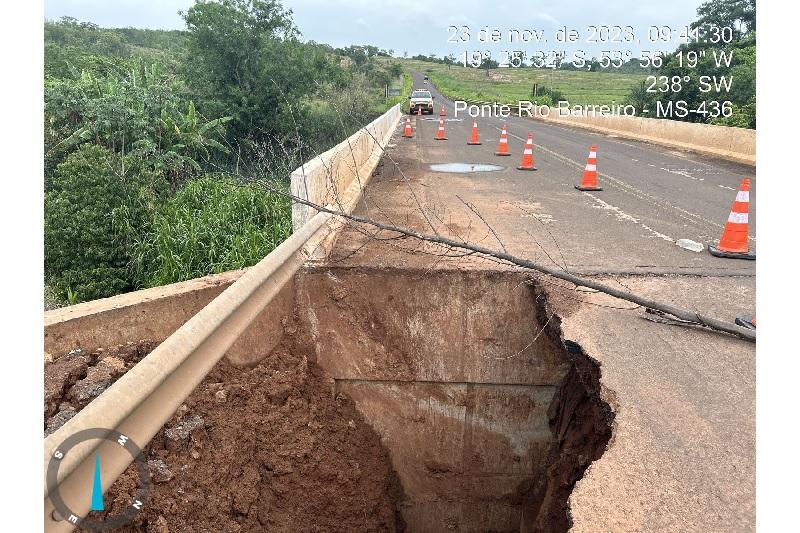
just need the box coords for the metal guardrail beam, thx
[43,102,403,531]
[43,212,329,532]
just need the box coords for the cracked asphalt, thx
[328,70,755,531]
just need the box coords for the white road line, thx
[660,168,704,181]
[718,184,737,191]
[494,124,756,242]
[584,193,675,243]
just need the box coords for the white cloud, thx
[45,0,704,57]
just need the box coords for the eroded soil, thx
[45,337,405,533]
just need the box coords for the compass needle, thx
[91,453,104,512]
[46,428,150,531]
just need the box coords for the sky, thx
[44,0,704,59]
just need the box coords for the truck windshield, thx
[411,91,431,98]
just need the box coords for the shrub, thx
[44,145,142,301]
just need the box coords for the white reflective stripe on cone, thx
[728,212,748,224]
[736,191,750,202]
[585,164,597,171]
[589,151,597,158]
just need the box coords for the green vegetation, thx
[131,177,291,287]
[44,1,407,305]
[401,0,755,128]
[402,59,645,107]
[45,145,150,302]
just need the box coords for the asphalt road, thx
[331,71,756,531]
[370,70,757,276]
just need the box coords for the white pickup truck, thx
[409,89,434,115]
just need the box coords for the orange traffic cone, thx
[434,117,447,140]
[709,178,755,259]
[467,120,481,145]
[517,133,537,171]
[735,314,756,329]
[439,105,446,117]
[495,124,511,156]
[575,145,602,191]
[402,117,413,138]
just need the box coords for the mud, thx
[46,272,614,532]
[72,334,405,533]
[521,289,615,532]
[44,340,158,434]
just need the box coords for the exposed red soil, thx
[44,340,158,434]
[66,337,405,533]
[45,274,612,533]
[521,287,616,532]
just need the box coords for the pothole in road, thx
[430,162,504,173]
[295,268,616,531]
[44,270,614,532]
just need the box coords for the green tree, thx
[181,0,336,146]
[694,0,755,37]
[387,62,404,79]
[625,0,755,128]
[42,11,392,303]
[45,60,231,189]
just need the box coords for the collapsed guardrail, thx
[43,104,402,531]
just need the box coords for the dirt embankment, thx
[44,275,613,533]
[45,335,406,532]
[522,287,616,532]
[44,340,158,435]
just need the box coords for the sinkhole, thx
[44,268,614,532]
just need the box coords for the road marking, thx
[494,125,756,242]
[422,71,752,177]
[718,184,736,191]
[414,81,754,244]
[584,192,676,243]
[518,212,556,224]
[660,167,704,181]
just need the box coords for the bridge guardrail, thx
[43,104,403,531]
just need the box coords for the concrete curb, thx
[460,98,755,167]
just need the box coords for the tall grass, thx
[131,176,292,288]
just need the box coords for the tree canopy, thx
[44,2,408,305]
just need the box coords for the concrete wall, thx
[44,269,295,367]
[290,104,402,231]
[297,267,572,531]
[463,98,755,165]
[44,261,576,531]
[542,109,755,166]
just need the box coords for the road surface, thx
[329,70,755,532]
